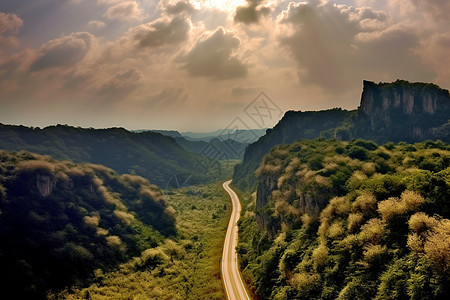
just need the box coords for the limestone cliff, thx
[354,80,450,142]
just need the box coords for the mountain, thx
[0,124,210,187]
[148,130,184,138]
[174,136,248,159]
[0,150,174,298]
[233,80,450,190]
[237,139,450,299]
[146,129,252,159]
[337,80,450,142]
[181,128,267,142]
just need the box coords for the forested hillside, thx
[0,124,209,187]
[237,139,449,299]
[233,80,450,190]
[0,151,175,298]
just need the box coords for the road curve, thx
[222,180,251,300]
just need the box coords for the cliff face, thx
[355,80,450,141]
[36,174,53,197]
[360,80,448,116]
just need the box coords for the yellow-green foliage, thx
[359,218,385,245]
[378,191,424,221]
[57,183,229,300]
[0,150,177,298]
[363,244,387,264]
[408,213,450,272]
[312,243,329,269]
[352,193,377,213]
[347,213,364,232]
[290,272,321,294]
[238,139,450,299]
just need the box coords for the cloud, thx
[133,16,190,48]
[88,20,106,28]
[97,0,122,5]
[30,32,95,71]
[0,12,23,50]
[164,1,195,15]
[407,0,450,23]
[0,11,23,34]
[97,68,144,99]
[277,0,427,94]
[234,0,271,24]
[104,1,143,21]
[414,33,450,83]
[178,27,248,80]
[191,8,229,30]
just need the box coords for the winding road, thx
[222,180,251,300]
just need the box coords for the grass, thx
[51,181,231,300]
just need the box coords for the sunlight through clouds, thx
[0,0,449,131]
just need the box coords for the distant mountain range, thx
[140,128,268,159]
[233,80,450,190]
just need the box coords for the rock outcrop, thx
[355,80,450,141]
[36,174,53,197]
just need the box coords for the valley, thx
[0,80,449,299]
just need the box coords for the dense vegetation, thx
[0,151,176,298]
[234,108,349,190]
[0,124,211,187]
[233,80,450,190]
[51,183,230,300]
[236,139,450,299]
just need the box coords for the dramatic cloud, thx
[133,16,190,48]
[30,32,95,71]
[0,0,449,131]
[278,0,427,93]
[178,27,248,80]
[104,1,143,21]
[234,0,271,24]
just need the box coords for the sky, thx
[0,0,449,132]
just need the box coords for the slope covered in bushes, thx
[237,139,450,299]
[0,151,175,298]
[0,123,210,187]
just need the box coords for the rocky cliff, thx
[353,80,450,141]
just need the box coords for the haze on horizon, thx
[0,0,449,132]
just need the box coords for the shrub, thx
[347,213,364,232]
[352,193,377,213]
[312,243,329,269]
[359,218,385,244]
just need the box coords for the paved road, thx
[222,180,251,300]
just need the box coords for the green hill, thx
[0,124,211,187]
[236,139,450,299]
[0,150,175,298]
